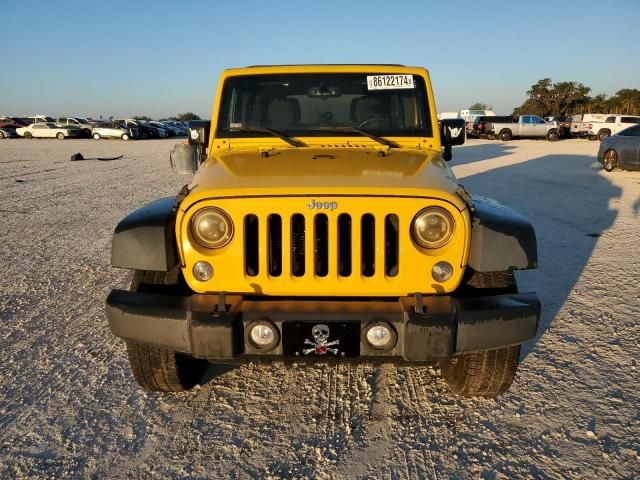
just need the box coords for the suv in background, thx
[113,119,158,139]
[57,117,93,137]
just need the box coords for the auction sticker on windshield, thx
[367,74,414,90]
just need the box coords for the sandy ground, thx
[0,137,638,479]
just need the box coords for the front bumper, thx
[106,291,540,361]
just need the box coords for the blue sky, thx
[2,1,639,119]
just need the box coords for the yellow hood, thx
[182,147,464,210]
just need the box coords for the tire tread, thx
[124,269,206,392]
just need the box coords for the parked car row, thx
[0,115,189,140]
[466,112,640,143]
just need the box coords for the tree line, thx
[132,112,201,121]
[512,79,640,117]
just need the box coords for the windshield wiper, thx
[309,126,400,148]
[229,126,307,147]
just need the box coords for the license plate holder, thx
[282,321,360,357]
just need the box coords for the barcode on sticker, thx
[367,75,414,90]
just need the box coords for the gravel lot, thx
[0,138,638,479]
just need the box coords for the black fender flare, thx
[111,197,179,271]
[467,196,537,272]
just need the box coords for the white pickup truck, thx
[586,115,640,141]
[569,113,608,138]
[487,115,560,141]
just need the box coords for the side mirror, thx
[439,118,466,161]
[188,120,210,147]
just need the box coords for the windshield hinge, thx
[258,147,277,158]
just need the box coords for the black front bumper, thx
[106,291,540,361]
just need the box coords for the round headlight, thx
[191,207,233,248]
[412,207,455,249]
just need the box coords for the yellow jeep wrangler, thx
[106,65,540,397]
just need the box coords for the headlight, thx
[412,207,455,249]
[191,207,234,248]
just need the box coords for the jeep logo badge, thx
[307,199,338,211]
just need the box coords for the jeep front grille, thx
[244,213,400,278]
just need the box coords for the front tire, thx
[124,269,207,392]
[440,270,521,397]
[602,149,618,172]
[439,345,521,398]
[56,132,65,140]
[121,133,130,141]
[25,132,33,139]
[93,133,101,140]
[546,129,559,142]
[500,129,512,141]
[597,130,610,142]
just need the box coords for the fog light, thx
[432,261,453,282]
[364,322,397,350]
[193,261,213,281]
[248,320,279,351]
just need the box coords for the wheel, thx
[124,269,207,392]
[56,132,65,140]
[122,133,130,141]
[602,149,618,172]
[588,135,597,141]
[93,133,101,140]
[546,129,559,142]
[499,129,512,141]
[597,130,610,142]
[25,132,33,139]
[440,270,521,397]
[0,131,4,139]
[439,345,521,398]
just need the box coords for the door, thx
[616,126,640,169]
[32,124,49,138]
[530,116,548,137]
[519,116,535,136]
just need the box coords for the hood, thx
[183,147,465,210]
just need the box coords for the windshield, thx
[216,73,433,138]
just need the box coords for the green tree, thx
[513,78,590,116]
[469,102,492,111]
[175,112,201,121]
[133,115,152,121]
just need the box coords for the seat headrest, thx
[267,98,301,127]
[350,96,389,124]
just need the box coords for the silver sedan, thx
[597,124,640,172]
